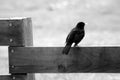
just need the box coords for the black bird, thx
[62,22,85,55]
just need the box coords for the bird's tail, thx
[62,43,72,55]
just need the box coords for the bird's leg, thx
[74,43,78,47]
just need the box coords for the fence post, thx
[0,17,35,80]
[8,18,35,80]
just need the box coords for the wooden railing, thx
[0,17,120,80]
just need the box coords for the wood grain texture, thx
[2,17,35,80]
[0,18,33,46]
[9,47,120,73]
[0,75,27,80]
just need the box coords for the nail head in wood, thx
[11,49,14,53]
[11,65,15,69]
[9,23,12,27]
[12,76,16,80]
[9,38,13,43]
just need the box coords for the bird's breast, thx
[74,32,84,42]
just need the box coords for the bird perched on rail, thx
[62,22,85,55]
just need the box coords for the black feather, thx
[62,22,85,55]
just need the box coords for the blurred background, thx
[0,0,120,80]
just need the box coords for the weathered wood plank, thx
[0,75,27,80]
[3,17,35,80]
[9,47,120,73]
[0,17,33,46]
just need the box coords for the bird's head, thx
[76,22,85,29]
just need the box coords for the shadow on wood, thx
[9,47,120,73]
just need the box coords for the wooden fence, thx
[0,17,120,80]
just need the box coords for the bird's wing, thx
[66,29,76,43]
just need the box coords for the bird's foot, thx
[74,45,79,47]
[76,45,79,47]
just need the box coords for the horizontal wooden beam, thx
[9,47,120,73]
[0,17,33,46]
[0,75,27,80]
